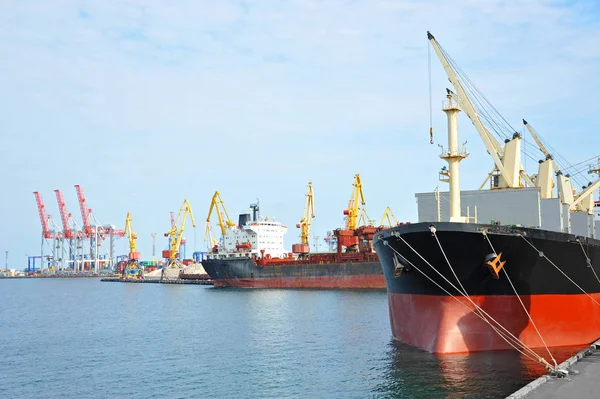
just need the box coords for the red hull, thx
[388,293,600,354]
[213,274,385,289]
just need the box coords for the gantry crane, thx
[74,184,125,271]
[122,212,143,279]
[163,199,196,272]
[205,191,235,250]
[380,206,398,227]
[292,182,315,254]
[34,191,60,269]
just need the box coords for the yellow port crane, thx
[293,182,315,254]
[344,174,366,230]
[380,206,398,227]
[122,212,142,279]
[358,208,375,227]
[205,191,236,250]
[163,199,196,269]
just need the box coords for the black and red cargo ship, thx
[373,31,600,354]
[374,222,600,353]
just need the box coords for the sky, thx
[1,0,599,269]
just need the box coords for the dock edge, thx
[505,338,600,399]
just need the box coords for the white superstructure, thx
[220,217,288,258]
[224,220,288,257]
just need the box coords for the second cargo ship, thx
[202,177,393,289]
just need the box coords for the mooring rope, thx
[577,238,600,284]
[519,234,600,308]
[431,231,513,352]
[482,231,557,369]
[384,233,556,371]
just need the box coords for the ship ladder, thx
[382,231,560,374]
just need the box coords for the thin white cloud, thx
[0,0,599,261]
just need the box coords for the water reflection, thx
[375,340,586,399]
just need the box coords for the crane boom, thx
[122,211,142,278]
[571,180,600,212]
[206,191,235,238]
[427,32,516,187]
[54,189,74,239]
[74,184,94,236]
[125,212,138,255]
[523,119,560,173]
[33,192,54,239]
[344,174,366,230]
[358,208,374,227]
[446,89,503,154]
[380,206,398,227]
[297,182,315,245]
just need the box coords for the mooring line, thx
[482,231,557,369]
[519,234,600,308]
[383,234,555,371]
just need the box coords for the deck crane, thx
[292,182,315,255]
[380,206,398,227]
[122,212,143,279]
[205,191,236,250]
[163,199,196,271]
[427,32,534,190]
[523,118,600,212]
[522,120,560,173]
[522,119,575,202]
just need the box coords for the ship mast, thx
[439,91,469,222]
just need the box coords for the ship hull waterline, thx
[374,222,600,354]
[202,258,385,289]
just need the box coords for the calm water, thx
[0,279,570,398]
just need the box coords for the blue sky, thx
[1,0,599,268]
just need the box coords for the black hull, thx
[374,222,600,296]
[202,257,385,288]
[373,222,600,353]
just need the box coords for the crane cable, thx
[428,40,433,144]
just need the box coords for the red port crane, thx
[74,184,94,236]
[54,189,74,240]
[34,191,55,239]
[74,184,125,237]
